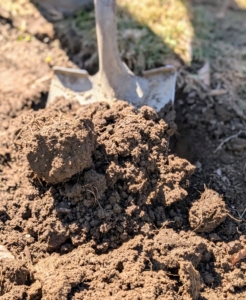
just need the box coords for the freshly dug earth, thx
[5,100,194,255]
[32,229,208,300]
[1,96,244,300]
[1,2,246,299]
[0,98,200,299]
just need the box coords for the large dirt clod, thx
[22,113,96,183]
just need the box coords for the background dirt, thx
[0,1,246,299]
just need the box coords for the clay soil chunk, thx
[189,187,228,233]
[22,112,96,183]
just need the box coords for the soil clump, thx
[189,187,228,233]
[23,113,96,183]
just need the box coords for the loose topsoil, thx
[1,2,246,300]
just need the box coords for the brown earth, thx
[1,2,246,300]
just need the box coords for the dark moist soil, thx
[1,4,246,300]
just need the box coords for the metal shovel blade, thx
[47,65,176,112]
[47,0,177,112]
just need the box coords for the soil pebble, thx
[22,112,96,183]
[189,187,228,233]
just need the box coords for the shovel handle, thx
[94,0,127,79]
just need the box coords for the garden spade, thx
[47,0,177,112]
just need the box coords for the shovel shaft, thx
[47,0,177,108]
[95,0,127,80]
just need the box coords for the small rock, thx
[203,272,214,285]
[209,233,221,242]
[0,245,15,260]
[216,168,222,176]
[113,204,122,214]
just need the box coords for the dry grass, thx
[0,0,34,17]
[117,0,194,63]
[234,0,246,9]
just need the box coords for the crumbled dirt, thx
[189,187,228,233]
[32,228,210,300]
[1,100,194,258]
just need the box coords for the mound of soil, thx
[1,95,244,299]
[0,97,202,299]
[2,99,194,256]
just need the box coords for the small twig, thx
[35,175,43,187]
[214,130,246,153]
[87,188,104,210]
[164,269,179,277]
[145,257,153,271]
[227,213,242,223]
[237,207,246,220]
[13,114,35,143]
[0,266,3,293]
